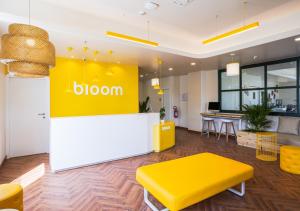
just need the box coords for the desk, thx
[201,113,244,130]
[50,113,159,172]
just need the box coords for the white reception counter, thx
[50,113,159,172]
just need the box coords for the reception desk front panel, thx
[50,113,159,172]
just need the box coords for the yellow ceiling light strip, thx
[106,31,159,47]
[202,22,260,45]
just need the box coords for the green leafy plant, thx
[242,104,271,132]
[160,107,166,120]
[139,96,150,113]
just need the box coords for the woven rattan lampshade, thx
[0,23,55,77]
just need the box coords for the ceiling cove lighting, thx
[106,31,159,47]
[202,22,260,45]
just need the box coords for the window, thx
[267,62,297,87]
[267,88,297,113]
[221,91,240,110]
[219,58,299,116]
[242,90,265,108]
[221,72,239,90]
[242,66,264,89]
[220,72,240,111]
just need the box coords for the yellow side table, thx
[280,145,300,174]
[153,121,175,152]
[0,184,23,211]
[256,132,277,161]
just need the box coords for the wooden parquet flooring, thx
[0,128,300,211]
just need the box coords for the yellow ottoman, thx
[0,184,23,211]
[136,153,254,211]
[280,145,300,174]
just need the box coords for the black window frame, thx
[218,56,300,116]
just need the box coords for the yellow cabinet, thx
[153,121,175,152]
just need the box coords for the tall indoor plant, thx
[237,104,271,148]
[242,104,271,132]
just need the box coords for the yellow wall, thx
[50,57,138,117]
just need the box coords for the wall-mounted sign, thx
[50,57,138,117]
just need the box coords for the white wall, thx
[0,64,6,165]
[187,71,202,131]
[179,75,188,127]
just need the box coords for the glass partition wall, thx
[219,58,299,116]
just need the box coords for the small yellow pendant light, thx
[157,89,164,95]
[154,85,160,90]
[0,0,55,77]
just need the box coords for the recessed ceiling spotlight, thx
[253,55,258,60]
[168,67,173,71]
[190,62,196,66]
[144,1,159,10]
[295,37,300,42]
[140,74,144,78]
[139,11,146,15]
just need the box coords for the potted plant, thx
[160,107,166,123]
[139,96,150,113]
[237,104,271,148]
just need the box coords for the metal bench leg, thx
[227,181,245,197]
[144,189,169,211]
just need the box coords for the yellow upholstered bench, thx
[280,145,300,174]
[136,153,254,211]
[0,183,23,211]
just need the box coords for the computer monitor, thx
[208,102,220,111]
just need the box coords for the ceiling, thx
[0,0,300,80]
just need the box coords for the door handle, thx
[38,113,45,116]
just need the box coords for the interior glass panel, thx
[242,90,265,108]
[267,88,297,113]
[267,61,297,87]
[242,66,264,89]
[221,72,239,90]
[221,91,240,110]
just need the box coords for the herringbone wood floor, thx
[1,128,300,211]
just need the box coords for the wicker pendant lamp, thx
[0,0,55,77]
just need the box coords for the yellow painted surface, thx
[50,57,138,117]
[202,22,259,44]
[136,153,254,210]
[0,183,23,211]
[106,31,159,47]
[280,145,300,174]
[153,121,175,152]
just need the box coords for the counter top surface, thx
[201,112,244,119]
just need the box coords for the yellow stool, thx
[280,145,300,175]
[256,132,277,161]
[0,184,23,211]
